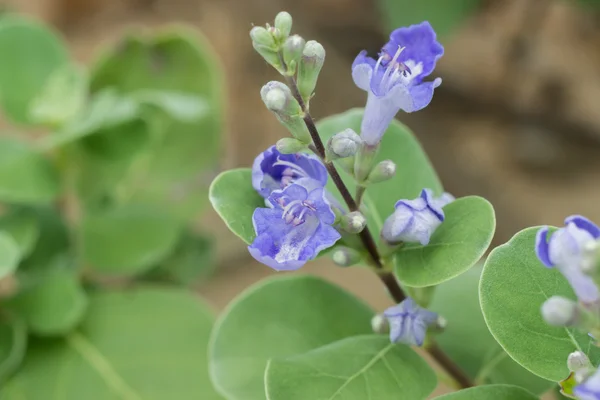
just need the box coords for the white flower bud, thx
[332,247,362,267]
[542,296,578,326]
[371,314,389,334]
[327,129,361,159]
[568,351,592,372]
[367,160,396,184]
[340,211,367,234]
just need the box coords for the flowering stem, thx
[427,343,474,389]
[355,185,366,207]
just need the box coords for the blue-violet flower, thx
[536,215,600,304]
[352,21,443,145]
[383,297,438,346]
[381,189,454,245]
[575,368,600,400]
[252,145,328,198]
[248,183,341,271]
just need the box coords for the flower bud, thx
[250,26,276,49]
[327,129,361,160]
[276,137,306,154]
[541,296,578,326]
[297,40,325,102]
[568,351,592,373]
[283,35,305,73]
[260,82,311,143]
[332,247,362,267]
[371,314,389,334]
[340,211,367,234]
[274,11,293,40]
[367,160,396,184]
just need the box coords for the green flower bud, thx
[354,142,379,183]
[297,40,325,102]
[260,81,311,143]
[367,160,396,184]
[250,26,276,48]
[332,247,362,267]
[283,35,305,73]
[340,211,367,234]
[327,128,361,159]
[274,11,293,40]
[371,314,389,334]
[276,137,307,154]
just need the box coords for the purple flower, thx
[252,146,328,198]
[248,183,341,271]
[383,297,438,346]
[352,21,443,145]
[575,368,600,400]
[536,215,600,304]
[381,189,454,245]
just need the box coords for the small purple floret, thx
[383,297,438,346]
[575,368,600,400]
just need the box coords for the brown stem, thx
[427,343,474,389]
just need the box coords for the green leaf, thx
[7,269,87,336]
[394,196,495,287]
[378,0,482,38]
[317,108,442,237]
[433,384,538,400]
[3,287,222,399]
[90,28,223,218]
[147,230,215,285]
[82,205,182,276]
[29,63,88,127]
[209,168,264,244]
[0,138,60,204]
[0,232,20,279]
[480,227,600,381]
[209,275,374,400]
[0,313,27,384]
[431,265,552,394]
[19,207,69,273]
[0,15,69,124]
[265,335,436,400]
[0,208,40,258]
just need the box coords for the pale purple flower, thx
[384,297,438,346]
[352,21,443,145]
[252,146,328,198]
[381,189,454,245]
[575,368,600,400]
[536,215,600,304]
[248,183,341,271]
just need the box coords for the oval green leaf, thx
[0,15,69,124]
[394,196,495,287]
[431,265,552,394]
[0,208,40,258]
[3,287,221,399]
[209,168,264,244]
[0,232,20,279]
[0,138,60,204]
[265,335,436,400]
[19,207,69,272]
[82,206,182,276]
[0,313,27,384]
[317,108,442,235]
[209,275,374,400]
[7,269,87,336]
[433,384,538,400]
[480,227,600,381]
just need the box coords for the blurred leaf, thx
[0,313,27,384]
[431,265,552,395]
[265,335,436,400]
[480,227,600,381]
[0,208,40,258]
[0,138,60,204]
[394,196,495,287]
[0,15,69,124]
[19,207,69,273]
[0,232,20,279]
[82,205,182,276]
[29,63,88,128]
[3,287,221,399]
[148,230,215,286]
[378,0,482,38]
[209,168,264,244]
[133,90,210,122]
[209,275,373,400]
[433,384,538,400]
[7,269,87,336]
[317,108,442,246]
[90,28,223,218]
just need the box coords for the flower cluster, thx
[535,216,600,398]
[248,13,449,346]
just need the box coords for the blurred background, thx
[1,0,600,397]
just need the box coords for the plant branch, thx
[427,342,474,389]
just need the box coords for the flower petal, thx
[535,227,553,268]
[566,215,600,239]
[352,52,375,92]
